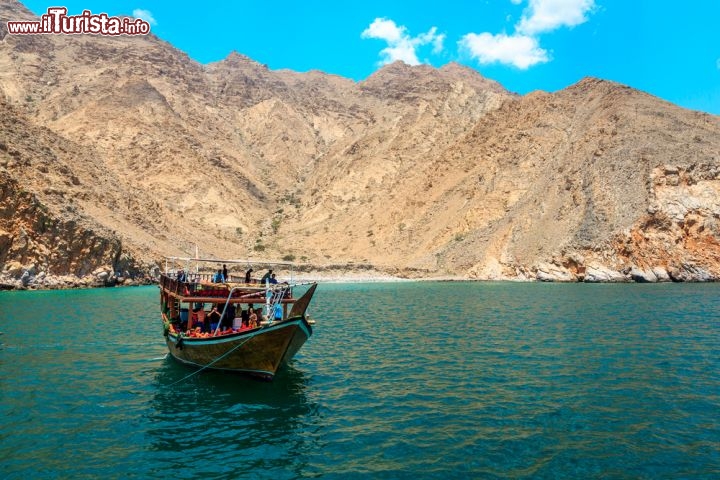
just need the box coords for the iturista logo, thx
[6,7,151,36]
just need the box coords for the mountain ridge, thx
[1,0,719,288]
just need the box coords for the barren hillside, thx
[1,0,719,287]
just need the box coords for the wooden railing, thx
[160,272,295,299]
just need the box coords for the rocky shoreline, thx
[532,261,716,283]
[1,261,716,291]
[0,265,156,291]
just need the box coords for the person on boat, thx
[255,307,266,324]
[222,264,229,282]
[193,305,206,332]
[177,269,186,282]
[245,268,254,284]
[170,311,182,331]
[269,273,278,284]
[273,302,283,321]
[241,305,250,326]
[212,269,225,283]
[222,303,235,330]
[261,269,273,284]
[207,304,222,332]
[248,308,258,328]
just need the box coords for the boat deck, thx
[159,273,313,339]
[160,274,296,304]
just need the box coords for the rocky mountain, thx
[1,0,719,287]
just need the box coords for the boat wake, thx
[146,353,169,361]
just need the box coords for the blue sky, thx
[19,0,720,114]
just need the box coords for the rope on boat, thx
[166,335,253,387]
[267,283,290,322]
[211,281,306,335]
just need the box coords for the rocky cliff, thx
[1,0,719,288]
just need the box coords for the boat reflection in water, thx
[146,355,321,476]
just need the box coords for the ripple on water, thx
[1,283,719,478]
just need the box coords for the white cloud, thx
[132,9,157,26]
[419,27,446,55]
[458,0,594,69]
[459,32,548,69]
[362,18,403,43]
[432,34,446,54]
[516,0,595,35]
[362,18,444,66]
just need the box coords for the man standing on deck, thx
[212,269,225,283]
[261,269,273,284]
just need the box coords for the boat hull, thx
[165,317,312,379]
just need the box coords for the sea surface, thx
[0,282,719,479]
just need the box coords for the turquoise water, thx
[1,282,719,479]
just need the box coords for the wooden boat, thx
[159,257,317,380]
